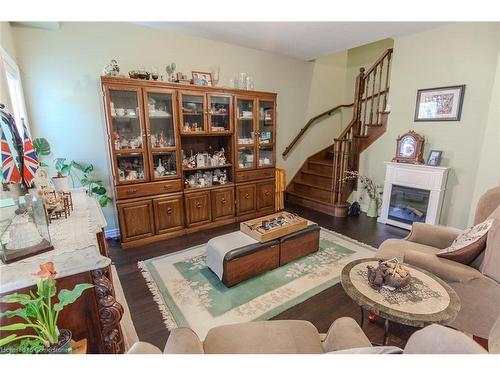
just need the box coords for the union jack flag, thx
[22,120,39,186]
[1,128,22,183]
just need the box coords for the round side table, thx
[341,258,461,345]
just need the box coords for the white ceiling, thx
[137,22,446,61]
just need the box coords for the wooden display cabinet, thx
[101,76,277,248]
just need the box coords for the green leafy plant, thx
[0,262,94,351]
[71,161,113,207]
[32,138,113,208]
[32,138,51,168]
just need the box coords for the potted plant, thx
[52,158,72,193]
[0,262,94,354]
[343,171,383,218]
[33,138,113,207]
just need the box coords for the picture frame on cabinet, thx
[426,150,443,166]
[414,85,465,121]
[192,71,213,86]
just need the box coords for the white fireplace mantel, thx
[378,162,450,230]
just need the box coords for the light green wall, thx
[283,51,348,171]
[344,38,394,103]
[284,40,392,181]
[469,45,500,223]
[359,22,500,229]
[11,22,313,230]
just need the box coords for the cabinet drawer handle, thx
[265,191,271,196]
[221,198,227,204]
[196,202,202,209]
[166,207,173,214]
[126,189,138,194]
[244,193,250,199]
[163,184,172,190]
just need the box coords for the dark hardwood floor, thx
[109,202,411,350]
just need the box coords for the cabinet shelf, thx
[112,115,139,120]
[183,164,232,172]
[182,112,204,116]
[181,132,232,137]
[184,182,234,193]
[114,148,145,155]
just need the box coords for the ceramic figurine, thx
[158,132,166,147]
[181,149,187,166]
[126,170,138,180]
[103,59,120,77]
[120,138,129,149]
[118,168,125,181]
[113,131,121,150]
[156,159,165,176]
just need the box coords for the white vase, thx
[52,176,70,192]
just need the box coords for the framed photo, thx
[414,85,465,121]
[426,150,443,166]
[192,71,212,86]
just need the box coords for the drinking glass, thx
[210,66,220,86]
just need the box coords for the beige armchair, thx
[128,314,500,354]
[376,186,500,338]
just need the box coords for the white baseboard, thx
[105,227,120,239]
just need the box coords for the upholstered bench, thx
[206,224,320,287]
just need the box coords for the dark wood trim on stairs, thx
[286,48,393,217]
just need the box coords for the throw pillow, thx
[437,219,494,264]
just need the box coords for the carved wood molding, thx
[92,267,125,354]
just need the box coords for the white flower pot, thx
[52,176,70,192]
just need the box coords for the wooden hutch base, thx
[101,77,277,248]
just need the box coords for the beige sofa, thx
[128,314,500,354]
[128,318,371,354]
[376,186,500,338]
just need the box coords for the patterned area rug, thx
[138,228,375,339]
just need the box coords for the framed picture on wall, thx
[426,150,443,166]
[414,85,465,121]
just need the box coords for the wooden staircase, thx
[285,48,393,216]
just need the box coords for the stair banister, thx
[286,48,393,217]
[282,103,354,157]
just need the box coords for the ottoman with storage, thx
[206,224,320,287]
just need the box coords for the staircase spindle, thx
[383,54,391,112]
[376,62,384,124]
[365,75,370,134]
[369,70,376,125]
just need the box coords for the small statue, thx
[367,259,411,289]
[113,131,121,150]
[103,59,120,77]
[156,159,165,176]
[158,131,166,147]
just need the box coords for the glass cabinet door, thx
[144,89,179,180]
[208,95,232,134]
[179,92,206,134]
[145,90,176,150]
[107,87,148,184]
[236,97,256,170]
[258,100,274,145]
[237,147,255,170]
[257,100,275,168]
[258,146,274,168]
[152,152,178,179]
[236,98,255,146]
